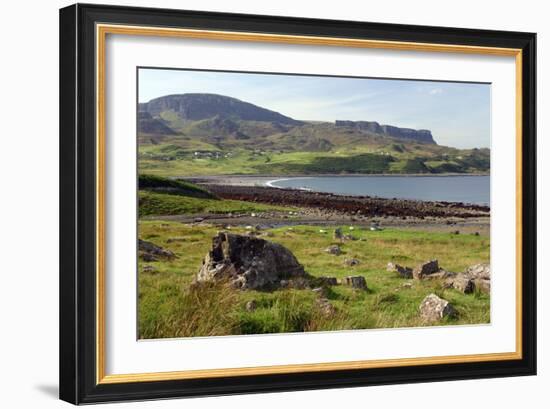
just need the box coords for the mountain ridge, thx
[140,93,301,126]
[137,93,489,176]
[139,93,436,145]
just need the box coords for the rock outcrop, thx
[466,263,490,280]
[474,278,491,294]
[335,120,436,144]
[344,258,361,266]
[342,276,368,290]
[316,276,339,286]
[389,259,490,295]
[324,245,342,255]
[445,275,475,294]
[444,263,491,294]
[196,232,306,290]
[412,260,440,279]
[387,262,413,279]
[138,239,176,262]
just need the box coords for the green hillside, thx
[138,93,490,176]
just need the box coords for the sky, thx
[138,68,490,149]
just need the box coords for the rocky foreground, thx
[188,232,491,324]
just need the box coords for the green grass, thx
[139,190,292,217]
[138,222,490,339]
[254,153,395,174]
[138,174,216,199]
[389,158,430,173]
[138,143,490,177]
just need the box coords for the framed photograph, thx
[59,3,536,404]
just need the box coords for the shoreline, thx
[184,173,490,192]
[141,179,490,234]
[183,172,490,186]
[185,174,490,206]
[143,181,490,235]
[264,177,306,188]
[201,183,490,217]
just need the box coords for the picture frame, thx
[59,3,536,404]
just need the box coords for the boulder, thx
[473,278,491,294]
[466,263,490,280]
[387,262,413,279]
[316,276,338,286]
[325,245,342,255]
[287,276,311,290]
[419,294,457,323]
[344,258,361,266]
[342,275,368,290]
[422,269,456,280]
[444,275,475,294]
[138,239,176,261]
[464,264,490,293]
[196,232,306,290]
[412,260,439,279]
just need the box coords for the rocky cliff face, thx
[139,93,438,146]
[140,93,301,125]
[335,120,436,144]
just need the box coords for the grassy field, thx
[138,174,216,198]
[138,221,490,339]
[139,190,293,217]
[138,144,490,177]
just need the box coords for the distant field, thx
[138,143,490,177]
[138,221,490,339]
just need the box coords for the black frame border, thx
[59,3,536,404]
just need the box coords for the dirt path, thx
[145,211,490,235]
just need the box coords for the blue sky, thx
[139,68,490,149]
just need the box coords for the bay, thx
[267,175,490,205]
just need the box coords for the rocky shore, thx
[200,183,490,219]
